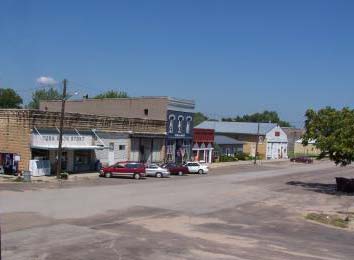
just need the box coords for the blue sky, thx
[1,0,354,125]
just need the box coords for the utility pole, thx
[56,79,67,178]
[254,122,260,165]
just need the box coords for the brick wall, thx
[0,110,32,171]
[0,109,167,171]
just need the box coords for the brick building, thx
[0,109,166,174]
[40,96,195,163]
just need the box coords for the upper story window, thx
[275,131,280,137]
[144,109,149,116]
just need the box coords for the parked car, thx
[184,162,209,174]
[100,162,146,179]
[161,163,189,176]
[290,156,313,164]
[145,164,170,178]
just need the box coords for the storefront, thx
[166,110,193,163]
[130,134,165,163]
[31,130,103,173]
[192,128,214,164]
[0,153,20,175]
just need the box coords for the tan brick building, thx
[0,109,166,174]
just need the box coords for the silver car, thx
[145,164,170,178]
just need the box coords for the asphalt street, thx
[1,161,353,260]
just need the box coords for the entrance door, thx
[108,142,115,166]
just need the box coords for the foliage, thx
[222,110,291,127]
[28,88,62,109]
[234,152,249,160]
[194,112,208,126]
[93,90,129,99]
[302,107,354,166]
[0,88,23,108]
[218,152,251,162]
[305,213,349,228]
[219,155,238,162]
[59,172,69,180]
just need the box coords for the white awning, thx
[31,145,105,150]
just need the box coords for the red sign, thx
[193,128,215,143]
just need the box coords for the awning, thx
[31,145,105,150]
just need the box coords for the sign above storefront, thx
[31,133,97,150]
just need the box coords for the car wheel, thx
[105,172,112,178]
[156,172,162,178]
[198,169,203,174]
[178,171,183,176]
[133,173,141,180]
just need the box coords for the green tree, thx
[222,110,291,127]
[94,90,129,99]
[28,88,62,109]
[0,88,23,108]
[194,112,208,126]
[302,107,354,166]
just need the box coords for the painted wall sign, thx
[167,110,193,138]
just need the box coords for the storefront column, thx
[208,149,212,163]
[67,150,74,172]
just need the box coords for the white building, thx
[265,126,288,160]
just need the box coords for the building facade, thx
[282,127,304,157]
[214,135,244,156]
[294,139,321,156]
[40,96,195,163]
[195,121,288,160]
[192,128,214,163]
[0,110,166,175]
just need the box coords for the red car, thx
[100,162,146,179]
[161,163,189,176]
[290,156,313,164]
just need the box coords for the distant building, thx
[40,96,195,163]
[294,139,321,156]
[195,121,288,160]
[214,135,244,156]
[192,128,214,163]
[282,127,304,157]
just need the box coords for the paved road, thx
[1,161,354,259]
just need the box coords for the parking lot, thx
[1,161,354,260]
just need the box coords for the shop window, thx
[74,151,91,165]
[109,142,114,151]
[119,145,126,151]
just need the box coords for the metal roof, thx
[215,135,245,145]
[196,121,277,135]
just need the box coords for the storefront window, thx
[75,151,91,165]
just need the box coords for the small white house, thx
[266,126,288,160]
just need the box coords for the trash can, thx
[23,171,31,182]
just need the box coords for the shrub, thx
[59,172,69,180]
[234,152,248,161]
[219,155,238,162]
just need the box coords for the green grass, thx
[305,213,349,228]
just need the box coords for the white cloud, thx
[36,76,57,86]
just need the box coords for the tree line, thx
[0,87,129,109]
